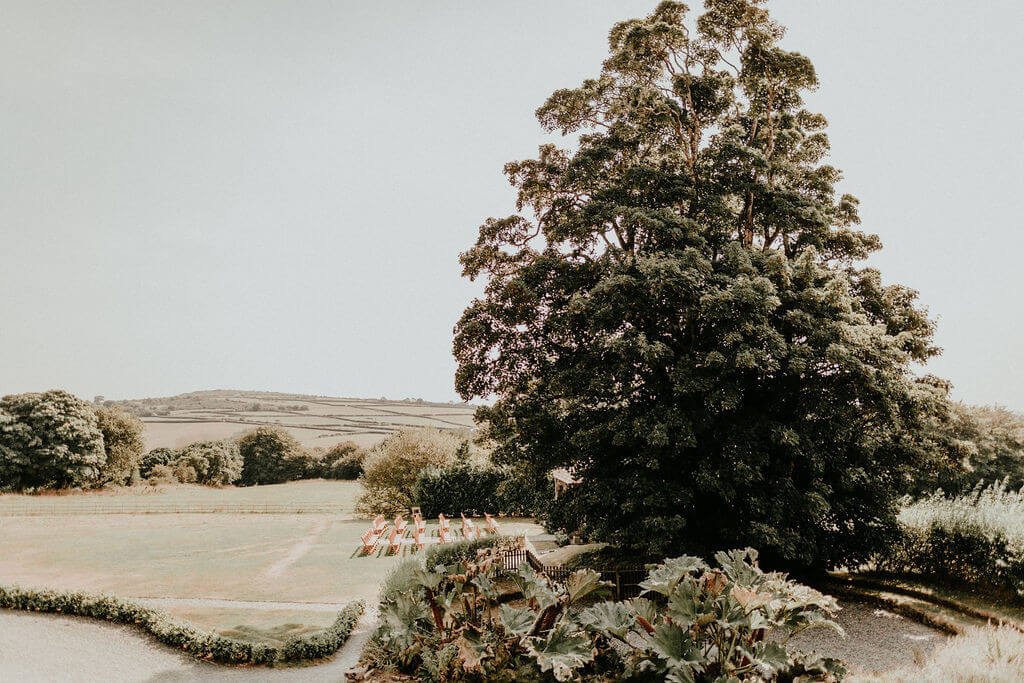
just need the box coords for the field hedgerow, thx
[882,481,1024,594]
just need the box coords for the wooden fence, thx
[500,548,647,601]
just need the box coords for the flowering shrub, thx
[367,547,846,681]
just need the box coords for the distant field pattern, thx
[107,390,479,450]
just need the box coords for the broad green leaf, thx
[579,600,635,639]
[566,569,611,604]
[498,605,535,636]
[526,624,595,682]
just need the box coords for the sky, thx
[1,1,1022,409]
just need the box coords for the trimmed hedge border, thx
[0,584,364,665]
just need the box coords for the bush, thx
[0,583,363,665]
[878,481,1024,595]
[93,406,146,486]
[147,464,177,485]
[0,390,106,490]
[413,463,506,517]
[140,447,179,479]
[357,427,477,515]
[319,441,366,480]
[423,535,521,569]
[368,547,846,681]
[175,440,243,486]
[237,426,308,486]
[413,463,550,517]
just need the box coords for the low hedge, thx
[0,584,363,665]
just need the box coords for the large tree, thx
[454,0,947,568]
[0,390,106,490]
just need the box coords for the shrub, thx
[0,390,106,490]
[175,440,243,486]
[320,441,366,480]
[173,462,198,484]
[878,481,1024,595]
[237,425,307,486]
[0,583,363,665]
[413,463,506,517]
[140,447,179,479]
[93,406,146,485]
[378,557,426,606]
[147,464,177,485]
[368,547,846,681]
[356,427,477,515]
[422,534,521,569]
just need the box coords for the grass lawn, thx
[0,480,543,639]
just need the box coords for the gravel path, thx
[0,608,375,682]
[785,600,946,674]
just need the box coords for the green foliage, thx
[92,406,146,486]
[368,545,846,681]
[413,464,505,516]
[139,447,179,479]
[175,440,243,486]
[356,427,478,515]
[453,0,946,570]
[237,425,307,486]
[0,583,363,665]
[319,441,366,480]
[879,482,1024,596]
[912,403,1024,495]
[413,463,551,517]
[0,390,106,491]
[423,535,521,570]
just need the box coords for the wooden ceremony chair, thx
[387,528,402,555]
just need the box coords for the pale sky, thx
[1,1,1022,410]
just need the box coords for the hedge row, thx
[412,464,552,517]
[878,526,1024,596]
[0,584,364,665]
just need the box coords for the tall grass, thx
[852,625,1024,682]
[883,481,1024,594]
[899,480,1024,547]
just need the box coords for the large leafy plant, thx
[369,547,846,681]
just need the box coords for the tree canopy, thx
[93,405,146,485]
[0,390,106,490]
[454,0,948,568]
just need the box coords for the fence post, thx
[615,571,621,601]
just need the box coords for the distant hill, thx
[104,390,479,451]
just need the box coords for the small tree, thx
[176,440,243,486]
[93,406,146,486]
[0,390,106,490]
[237,425,307,486]
[356,427,476,515]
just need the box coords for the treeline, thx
[0,390,365,492]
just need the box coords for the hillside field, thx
[104,390,479,450]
